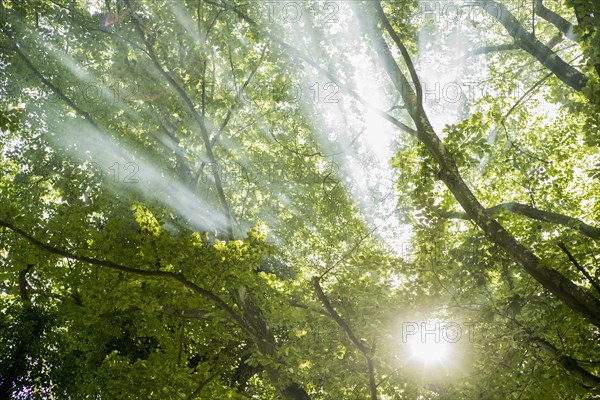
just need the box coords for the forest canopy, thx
[1,0,599,398]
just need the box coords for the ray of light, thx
[46,118,229,233]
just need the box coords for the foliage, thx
[0,0,599,399]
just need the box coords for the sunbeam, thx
[46,118,229,233]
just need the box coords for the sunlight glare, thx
[407,335,451,365]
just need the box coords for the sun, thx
[401,320,455,366]
[407,336,451,365]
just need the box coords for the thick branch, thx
[466,43,520,57]
[18,265,32,304]
[0,220,253,334]
[477,0,588,91]
[363,3,600,328]
[313,277,378,400]
[439,202,600,240]
[357,2,420,121]
[374,2,422,108]
[220,0,600,329]
[534,0,579,42]
[530,336,600,390]
[313,278,368,353]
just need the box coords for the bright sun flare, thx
[403,320,454,366]
[408,338,451,365]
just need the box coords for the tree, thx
[1,0,599,398]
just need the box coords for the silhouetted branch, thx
[439,202,600,240]
[313,277,378,400]
[529,336,600,390]
[0,219,253,335]
[557,242,600,295]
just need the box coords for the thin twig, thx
[558,242,600,296]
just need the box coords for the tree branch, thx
[476,0,588,91]
[313,277,378,400]
[557,242,600,296]
[501,72,555,124]
[439,202,600,240]
[186,368,225,400]
[529,336,600,390]
[0,26,97,128]
[0,219,254,335]
[466,43,520,57]
[124,10,312,393]
[362,2,600,328]
[569,0,600,79]
[209,44,268,148]
[374,1,422,108]
[125,0,234,240]
[3,22,197,195]
[222,0,417,137]
[534,0,579,42]
[222,0,600,329]
[18,265,32,304]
